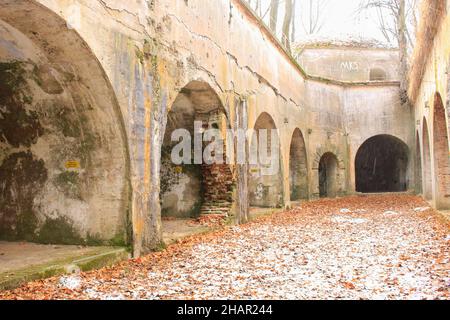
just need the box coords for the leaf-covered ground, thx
[1,195,449,300]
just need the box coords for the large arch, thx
[0,1,130,244]
[249,112,283,208]
[433,93,450,209]
[355,135,409,193]
[319,152,339,198]
[422,118,433,200]
[289,128,308,201]
[160,80,233,219]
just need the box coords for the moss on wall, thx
[52,106,82,138]
[0,61,44,148]
[37,217,83,245]
[0,59,124,245]
[54,171,82,200]
[0,152,48,241]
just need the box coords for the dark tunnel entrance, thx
[355,135,409,193]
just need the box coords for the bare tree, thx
[291,0,297,43]
[357,0,419,54]
[300,0,329,35]
[357,0,418,105]
[269,0,280,32]
[249,0,262,16]
[245,0,295,50]
[256,0,262,16]
[282,0,294,50]
[398,0,408,104]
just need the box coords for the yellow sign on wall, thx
[65,160,80,169]
[250,168,259,174]
[175,166,183,174]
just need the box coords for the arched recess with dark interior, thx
[160,81,233,219]
[432,93,450,209]
[289,128,308,201]
[249,112,283,208]
[0,1,130,245]
[355,135,409,193]
[369,68,387,81]
[319,152,339,198]
[415,131,423,194]
[422,118,433,200]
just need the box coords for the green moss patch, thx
[0,152,48,241]
[37,217,83,245]
[0,61,44,148]
[54,171,82,200]
[0,248,129,291]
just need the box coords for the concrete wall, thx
[298,47,400,82]
[411,10,450,210]
[0,5,129,245]
[343,85,414,193]
[0,0,408,255]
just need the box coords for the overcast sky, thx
[256,0,394,44]
[301,0,383,41]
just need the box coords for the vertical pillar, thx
[234,98,249,224]
[131,52,165,257]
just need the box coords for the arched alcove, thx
[433,93,450,208]
[369,68,387,81]
[319,152,339,198]
[0,1,129,244]
[423,118,433,200]
[160,81,233,218]
[415,131,423,194]
[289,129,308,201]
[249,112,283,208]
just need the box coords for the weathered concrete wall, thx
[0,5,129,245]
[298,47,400,82]
[410,8,450,210]
[0,0,408,255]
[289,129,308,201]
[303,80,348,198]
[343,85,414,193]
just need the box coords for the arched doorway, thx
[249,112,283,208]
[415,131,423,194]
[423,118,433,200]
[0,2,129,244]
[433,93,450,209]
[369,68,387,81]
[319,152,338,198]
[160,81,233,218]
[355,135,409,193]
[289,129,308,201]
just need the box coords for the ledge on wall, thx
[0,245,130,291]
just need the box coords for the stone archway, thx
[433,93,450,209]
[0,1,129,245]
[289,129,308,201]
[355,135,409,193]
[319,152,339,198]
[423,118,433,200]
[249,112,283,208]
[160,81,233,219]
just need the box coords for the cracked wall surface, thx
[0,0,414,255]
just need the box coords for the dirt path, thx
[1,195,449,300]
